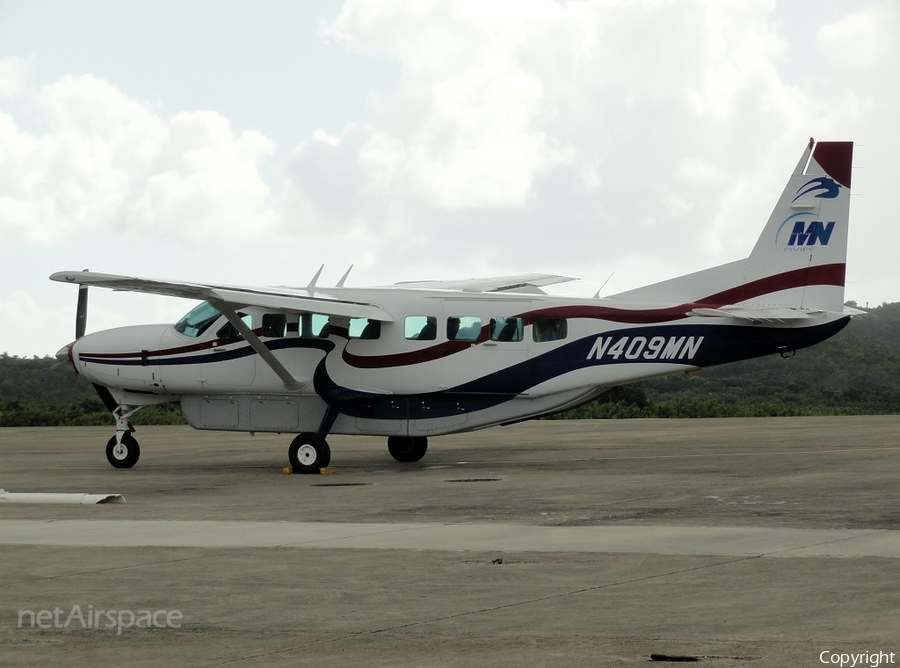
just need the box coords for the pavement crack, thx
[756,529,887,558]
[365,553,765,634]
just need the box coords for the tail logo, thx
[792,177,841,202]
[775,213,835,249]
[788,220,834,246]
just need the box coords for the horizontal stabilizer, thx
[689,305,829,323]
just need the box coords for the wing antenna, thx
[336,265,354,288]
[307,264,325,290]
[593,271,615,299]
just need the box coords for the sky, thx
[1,0,897,357]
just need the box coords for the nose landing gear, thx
[106,432,140,468]
[105,405,143,469]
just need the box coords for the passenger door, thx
[440,300,531,395]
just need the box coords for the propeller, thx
[46,269,89,376]
[75,281,88,340]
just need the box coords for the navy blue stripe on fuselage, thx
[335,317,851,421]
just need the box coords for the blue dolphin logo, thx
[793,177,841,202]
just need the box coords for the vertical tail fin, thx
[743,139,853,312]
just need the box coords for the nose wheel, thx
[106,433,141,468]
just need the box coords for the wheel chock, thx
[282,467,293,475]
[319,466,336,475]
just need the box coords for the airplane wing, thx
[393,273,577,293]
[49,271,394,322]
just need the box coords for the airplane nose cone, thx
[56,343,73,363]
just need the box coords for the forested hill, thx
[2,301,899,426]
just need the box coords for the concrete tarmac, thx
[2,417,899,667]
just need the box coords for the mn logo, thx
[788,220,835,246]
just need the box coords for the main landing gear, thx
[285,400,430,473]
[288,433,332,474]
[387,436,428,463]
[287,434,429,473]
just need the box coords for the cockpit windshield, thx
[174,301,222,337]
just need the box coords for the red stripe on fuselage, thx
[342,263,846,369]
[76,331,265,360]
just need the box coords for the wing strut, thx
[218,306,306,392]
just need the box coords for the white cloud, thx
[299,0,833,273]
[323,0,576,209]
[818,1,898,70]
[0,57,29,97]
[0,75,279,245]
[813,1,900,306]
[127,111,279,242]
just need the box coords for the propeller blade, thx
[40,360,67,380]
[75,271,89,340]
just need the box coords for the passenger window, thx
[262,313,287,338]
[447,316,482,342]
[216,313,252,340]
[350,318,381,339]
[532,317,567,342]
[490,316,523,342]
[405,316,437,341]
[300,313,330,338]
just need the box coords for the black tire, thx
[387,436,428,463]
[106,433,140,468]
[289,432,331,473]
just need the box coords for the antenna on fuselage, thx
[307,264,324,290]
[593,271,615,299]
[336,265,353,287]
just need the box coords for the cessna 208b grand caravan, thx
[53,138,856,472]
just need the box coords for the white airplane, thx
[52,138,856,472]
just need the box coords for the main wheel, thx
[106,433,140,468]
[289,433,331,473]
[387,436,428,463]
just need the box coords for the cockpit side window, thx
[174,301,222,338]
[216,313,251,340]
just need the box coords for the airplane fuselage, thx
[67,286,849,438]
